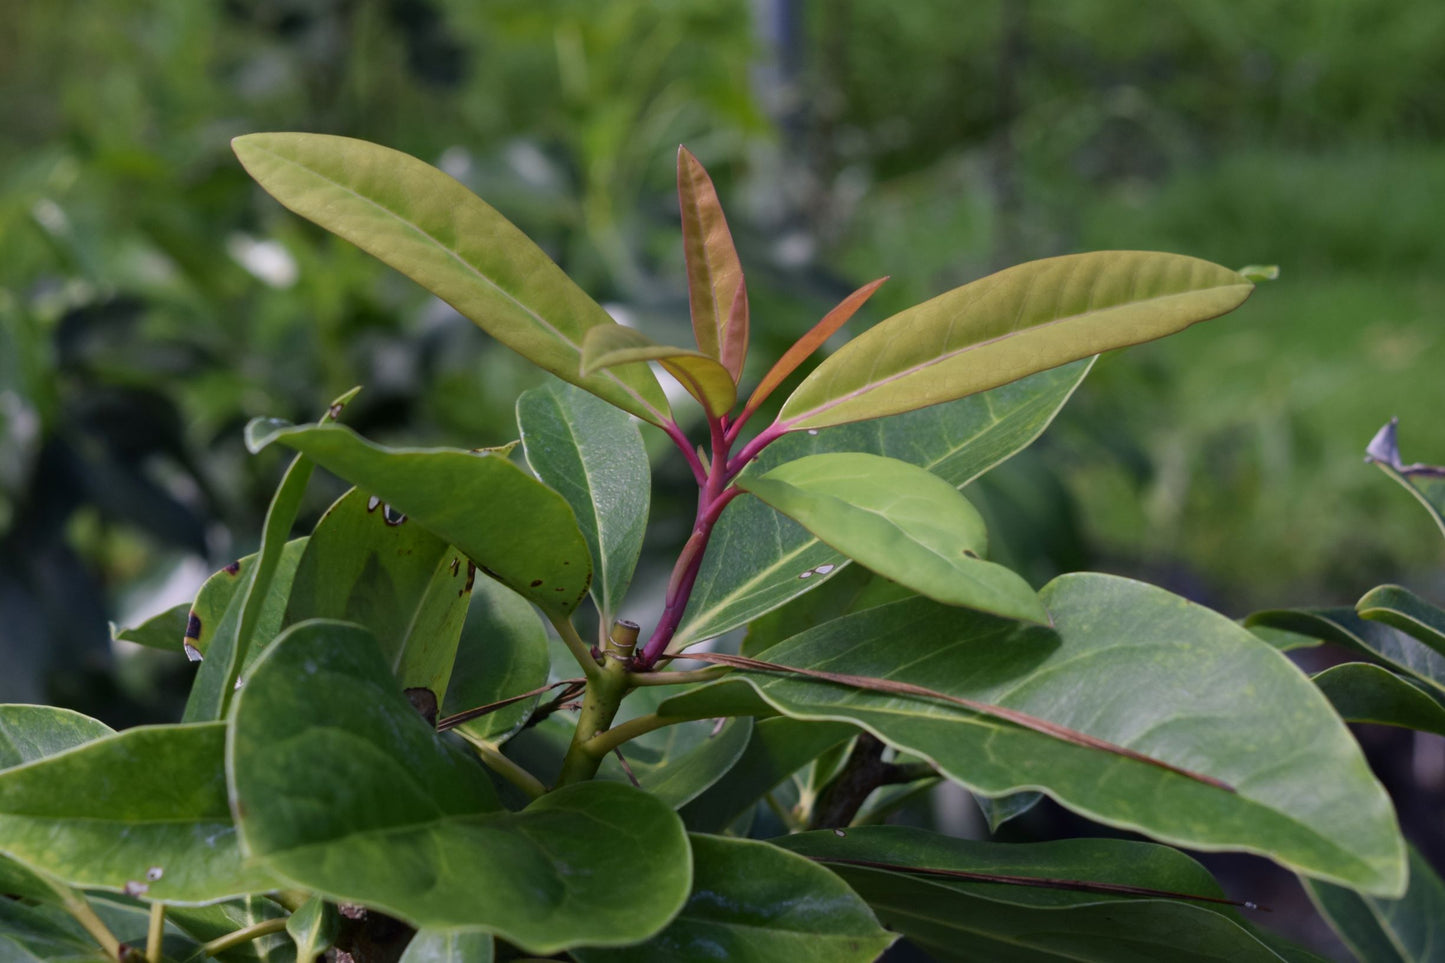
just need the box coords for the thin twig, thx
[612,748,642,788]
[550,614,602,682]
[436,679,585,731]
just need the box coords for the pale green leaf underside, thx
[779,251,1251,429]
[738,452,1048,625]
[247,419,592,616]
[674,360,1092,648]
[663,574,1405,895]
[581,324,736,417]
[232,133,670,425]
[517,380,650,620]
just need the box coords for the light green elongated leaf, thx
[231,620,691,952]
[778,251,1253,429]
[1247,607,1445,696]
[777,828,1298,963]
[232,133,670,425]
[183,539,309,663]
[1305,845,1445,963]
[110,602,190,652]
[0,722,273,902]
[574,834,893,963]
[680,718,856,833]
[517,380,650,620]
[662,576,1407,896]
[675,359,1093,648]
[283,488,472,703]
[400,929,494,963]
[1312,663,1445,737]
[1358,585,1445,656]
[441,577,551,742]
[737,452,1048,625]
[246,419,591,616]
[0,705,114,770]
[581,324,737,417]
[678,146,748,380]
[286,895,338,961]
[975,791,1045,833]
[598,717,753,809]
[1365,418,1445,541]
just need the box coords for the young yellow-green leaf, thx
[246,419,591,616]
[182,539,308,665]
[1311,663,1445,737]
[737,452,1048,625]
[231,620,691,953]
[110,602,191,653]
[678,147,748,380]
[518,380,650,621]
[1305,845,1445,963]
[778,251,1253,430]
[581,324,737,418]
[232,133,670,425]
[573,834,893,963]
[1358,584,1445,656]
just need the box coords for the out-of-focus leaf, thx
[677,146,748,380]
[1358,584,1445,656]
[0,705,114,769]
[778,252,1253,429]
[517,380,649,620]
[1311,663,1445,737]
[1247,607,1445,696]
[1365,418,1445,541]
[737,452,1048,625]
[286,894,338,961]
[573,834,893,963]
[1305,845,1445,963]
[232,133,671,425]
[110,602,190,653]
[441,577,551,743]
[675,360,1092,648]
[581,324,736,417]
[231,620,690,952]
[246,420,591,616]
[976,791,1045,833]
[400,930,494,963]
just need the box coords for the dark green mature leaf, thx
[231,620,690,952]
[1365,418,1445,541]
[1312,663,1445,737]
[574,835,893,963]
[779,828,1295,963]
[599,717,753,809]
[1305,845,1445,963]
[663,576,1406,895]
[778,252,1252,429]
[183,539,308,663]
[678,146,748,380]
[0,898,112,962]
[284,488,471,701]
[0,705,113,769]
[581,320,737,417]
[738,452,1048,625]
[0,722,273,902]
[232,133,671,425]
[400,929,494,963]
[246,420,591,616]
[674,360,1092,648]
[517,380,650,620]
[1358,585,1445,656]
[110,602,190,652]
[680,718,856,833]
[441,577,551,742]
[1247,607,1445,696]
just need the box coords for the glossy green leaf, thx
[737,452,1048,624]
[663,576,1406,895]
[400,929,494,963]
[1358,584,1445,656]
[230,620,691,952]
[1305,845,1445,963]
[441,576,551,742]
[110,601,190,652]
[581,324,736,417]
[600,716,753,809]
[517,380,650,620]
[183,539,308,663]
[976,791,1045,833]
[0,722,273,902]
[1247,607,1445,696]
[778,251,1253,429]
[284,488,472,702]
[1311,663,1445,737]
[1365,418,1445,541]
[779,828,1297,963]
[680,718,856,833]
[1248,624,1322,652]
[0,705,113,769]
[675,359,1092,648]
[246,419,591,616]
[286,895,339,961]
[678,146,747,380]
[574,834,893,963]
[232,133,671,425]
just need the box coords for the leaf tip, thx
[243,417,294,454]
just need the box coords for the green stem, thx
[556,656,632,785]
[582,712,690,757]
[145,902,165,963]
[627,665,729,687]
[39,876,122,960]
[456,731,547,799]
[550,613,602,682]
[197,917,289,957]
[269,890,312,913]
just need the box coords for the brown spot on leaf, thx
[449,557,460,576]
[405,687,439,727]
[185,611,202,642]
[530,579,543,587]
[223,561,241,576]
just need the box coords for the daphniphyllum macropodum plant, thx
[0,135,1412,962]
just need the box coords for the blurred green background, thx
[2,0,1443,721]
